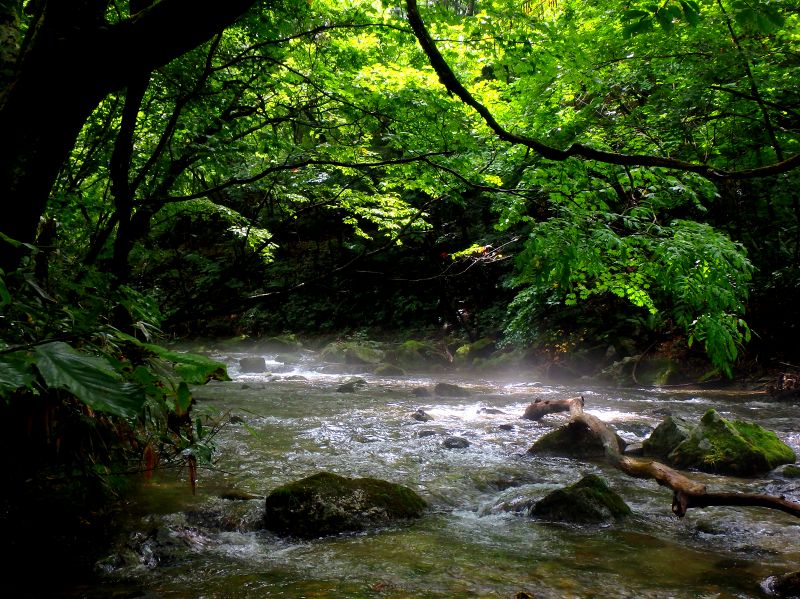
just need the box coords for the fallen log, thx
[522,396,584,421]
[562,400,800,518]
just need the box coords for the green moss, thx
[668,409,796,476]
[532,474,631,524]
[263,472,427,538]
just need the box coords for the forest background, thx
[0,0,798,584]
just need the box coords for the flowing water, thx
[83,346,799,598]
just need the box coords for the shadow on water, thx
[68,345,800,598]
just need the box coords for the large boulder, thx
[384,340,451,371]
[263,472,427,538]
[531,474,631,524]
[642,415,693,458]
[667,409,796,476]
[528,421,626,457]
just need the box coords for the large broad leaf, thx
[34,342,145,419]
[140,343,231,384]
[0,352,35,393]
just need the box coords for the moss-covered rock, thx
[454,337,496,366]
[782,464,800,478]
[642,415,693,458]
[385,340,451,371]
[263,472,427,538]
[320,341,385,365]
[668,409,796,476]
[528,421,626,457]
[531,474,631,524]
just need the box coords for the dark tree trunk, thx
[0,0,260,272]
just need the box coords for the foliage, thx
[0,1,799,566]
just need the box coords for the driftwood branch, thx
[405,0,800,181]
[563,402,800,518]
[523,396,584,421]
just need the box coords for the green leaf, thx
[175,382,193,416]
[34,342,145,419]
[140,343,231,384]
[623,17,654,38]
[0,352,35,393]
[0,271,10,307]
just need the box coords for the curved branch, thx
[404,0,800,182]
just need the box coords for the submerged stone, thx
[410,408,433,422]
[434,382,470,397]
[442,436,470,449]
[263,472,427,538]
[531,474,631,524]
[336,377,367,393]
[668,409,796,476]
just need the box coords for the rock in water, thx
[239,356,267,373]
[528,421,626,457]
[531,474,631,524]
[668,409,796,476]
[642,415,693,458]
[263,472,427,538]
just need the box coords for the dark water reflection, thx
[86,347,799,598]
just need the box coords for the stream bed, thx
[82,346,799,598]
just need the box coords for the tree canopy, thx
[0,0,798,543]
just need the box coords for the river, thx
[82,345,799,598]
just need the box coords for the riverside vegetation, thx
[0,0,799,595]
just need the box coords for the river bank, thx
[188,328,796,398]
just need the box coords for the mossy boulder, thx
[782,464,800,478]
[531,474,631,524]
[642,415,693,458]
[528,421,626,458]
[386,340,451,370]
[263,472,427,538]
[668,409,796,476]
[454,337,496,366]
[320,341,385,365]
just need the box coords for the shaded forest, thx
[0,0,799,591]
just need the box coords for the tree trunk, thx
[0,0,260,272]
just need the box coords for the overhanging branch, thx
[404,0,800,181]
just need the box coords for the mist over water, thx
[90,344,800,598]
